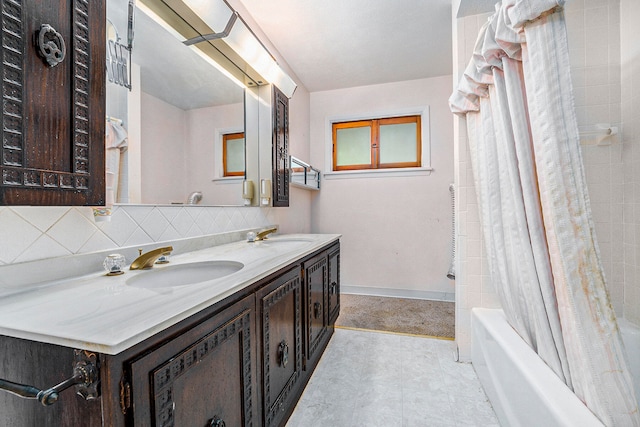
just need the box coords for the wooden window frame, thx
[222,132,245,177]
[332,115,421,171]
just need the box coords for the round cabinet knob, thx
[208,416,225,427]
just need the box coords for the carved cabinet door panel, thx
[257,267,302,427]
[271,85,289,207]
[327,245,340,325]
[128,294,257,427]
[302,253,328,366]
[0,0,105,205]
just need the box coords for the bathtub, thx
[471,308,640,427]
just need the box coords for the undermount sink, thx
[127,260,244,289]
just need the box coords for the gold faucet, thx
[130,246,173,270]
[255,226,278,241]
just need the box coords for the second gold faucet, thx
[130,246,173,270]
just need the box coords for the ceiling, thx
[239,0,453,92]
[107,0,454,109]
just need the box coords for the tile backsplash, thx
[0,205,276,265]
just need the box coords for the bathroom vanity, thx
[0,234,340,426]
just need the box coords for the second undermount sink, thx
[256,237,314,249]
[126,260,244,289]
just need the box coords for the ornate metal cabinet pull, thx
[36,24,66,67]
[314,302,322,319]
[278,340,289,368]
[208,415,226,427]
[330,281,337,295]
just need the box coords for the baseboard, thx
[340,285,454,302]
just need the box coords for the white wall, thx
[452,8,499,362]
[140,95,251,206]
[310,76,455,301]
[140,93,188,204]
[186,102,245,206]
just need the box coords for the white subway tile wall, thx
[454,10,499,361]
[0,206,277,265]
[621,0,640,324]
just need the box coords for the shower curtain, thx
[450,1,640,425]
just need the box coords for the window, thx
[223,132,245,177]
[332,115,421,171]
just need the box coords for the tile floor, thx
[286,328,499,427]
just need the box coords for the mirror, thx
[105,0,252,206]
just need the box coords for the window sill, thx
[211,176,244,184]
[323,167,433,180]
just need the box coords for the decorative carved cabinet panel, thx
[303,253,328,366]
[0,0,105,205]
[272,85,289,207]
[257,267,302,427]
[128,294,257,427]
[328,246,341,325]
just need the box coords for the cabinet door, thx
[303,254,328,365]
[0,0,105,205]
[258,267,302,427]
[327,245,340,325]
[272,85,289,207]
[128,294,256,427]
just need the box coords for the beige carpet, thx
[336,294,455,339]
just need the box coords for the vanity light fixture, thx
[136,1,247,89]
[177,0,297,97]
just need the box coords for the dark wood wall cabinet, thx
[0,242,340,426]
[271,85,289,207]
[0,0,106,205]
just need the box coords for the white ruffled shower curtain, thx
[450,1,639,425]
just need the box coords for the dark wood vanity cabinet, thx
[126,294,257,427]
[327,246,341,325]
[272,85,289,207]
[302,252,328,367]
[257,267,302,427]
[0,242,339,427]
[0,0,106,205]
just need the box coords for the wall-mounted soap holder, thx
[579,124,619,146]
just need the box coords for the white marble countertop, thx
[0,234,340,355]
